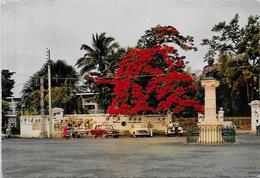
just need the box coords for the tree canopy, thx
[1,69,15,130]
[2,70,15,99]
[97,25,202,116]
[76,33,126,112]
[76,32,120,78]
[18,60,80,114]
[202,14,260,115]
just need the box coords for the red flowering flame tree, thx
[97,25,203,115]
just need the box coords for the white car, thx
[129,125,153,137]
[165,126,184,136]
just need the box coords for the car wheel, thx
[102,134,107,139]
[133,132,136,138]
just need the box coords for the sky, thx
[1,0,260,97]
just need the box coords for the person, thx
[74,125,79,138]
[6,126,11,138]
[10,125,16,138]
[72,129,76,139]
[256,120,260,136]
[174,121,180,136]
[203,57,218,78]
[63,125,68,138]
[167,121,174,133]
[72,126,78,139]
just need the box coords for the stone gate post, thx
[249,100,260,133]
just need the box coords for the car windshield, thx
[97,125,113,129]
[134,124,146,128]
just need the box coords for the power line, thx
[14,73,32,77]
[229,65,260,69]
[10,72,191,81]
[13,83,27,88]
[13,72,85,80]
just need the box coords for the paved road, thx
[2,134,260,178]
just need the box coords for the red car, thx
[91,125,119,138]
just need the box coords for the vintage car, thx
[165,126,184,136]
[90,125,119,138]
[129,124,153,138]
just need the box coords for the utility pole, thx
[40,77,46,138]
[47,48,52,138]
[258,73,260,100]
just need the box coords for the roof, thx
[75,93,99,96]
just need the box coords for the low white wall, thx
[20,116,45,138]
[57,114,169,137]
[21,114,170,138]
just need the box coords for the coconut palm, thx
[76,33,125,113]
[76,32,119,77]
[18,60,80,114]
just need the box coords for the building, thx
[5,97,21,128]
[76,92,104,114]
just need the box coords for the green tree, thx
[2,100,10,131]
[2,70,15,99]
[76,32,119,77]
[202,14,260,115]
[100,25,201,117]
[137,25,201,117]
[137,25,197,51]
[76,33,125,112]
[1,69,15,130]
[18,60,80,114]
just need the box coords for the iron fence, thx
[187,125,236,143]
[186,125,200,143]
[221,126,236,143]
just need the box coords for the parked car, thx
[129,124,153,138]
[90,125,119,138]
[77,129,91,137]
[165,126,184,136]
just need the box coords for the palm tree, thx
[76,33,124,113]
[76,32,119,77]
[18,60,80,114]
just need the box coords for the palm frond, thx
[80,44,95,54]
[79,64,96,76]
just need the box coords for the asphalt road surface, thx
[2,134,260,178]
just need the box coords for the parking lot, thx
[2,134,260,178]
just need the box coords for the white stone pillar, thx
[249,100,260,133]
[218,108,224,123]
[201,79,219,123]
[198,79,223,144]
